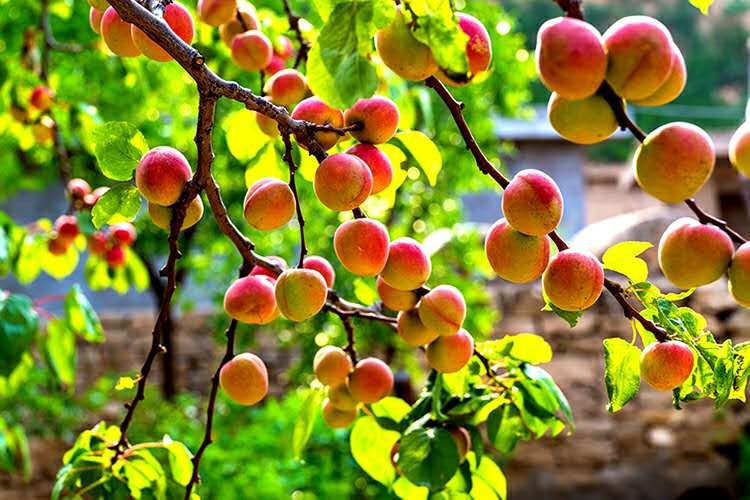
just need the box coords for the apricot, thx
[263,55,285,75]
[640,340,694,391]
[377,277,419,311]
[728,242,750,308]
[303,256,335,287]
[535,17,606,99]
[542,249,604,312]
[426,329,474,373]
[397,309,439,347]
[88,0,109,10]
[87,232,108,256]
[633,122,715,204]
[84,187,109,209]
[48,236,69,256]
[264,69,307,108]
[219,2,259,47]
[418,285,466,336]
[274,35,294,60]
[109,222,137,246]
[135,146,192,206]
[90,7,104,33]
[197,0,236,27]
[30,86,54,112]
[602,16,674,100]
[381,237,431,291]
[658,217,733,289]
[345,144,393,194]
[290,97,344,151]
[347,357,394,403]
[243,178,295,231]
[313,346,352,386]
[437,13,492,85]
[633,43,686,107]
[333,218,390,277]
[547,92,618,145]
[101,7,141,57]
[250,255,287,280]
[54,215,79,242]
[219,352,269,405]
[729,121,750,177]
[484,218,550,283]
[314,153,373,211]
[231,30,272,71]
[223,275,279,324]
[344,96,400,145]
[131,2,194,62]
[106,245,126,268]
[32,116,55,144]
[502,169,563,236]
[448,426,471,462]
[322,399,357,428]
[274,269,328,322]
[327,383,357,411]
[147,196,204,231]
[67,178,91,200]
[375,9,437,81]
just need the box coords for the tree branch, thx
[281,0,310,69]
[282,133,307,267]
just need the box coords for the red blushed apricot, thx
[484,218,550,283]
[231,30,273,71]
[640,341,694,391]
[110,222,137,246]
[658,217,734,289]
[536,17,606,99]
[729,121,750,178]
[54,215,80,242]
[106,245,126,268]
[603,16,674,101]
[328,383,357,411]
[303,256,335,288]
[381,237,431,291]
[264,55,285,75]
[67,178,91,200]
[418,285,466,336]
[274,269,328,322]
[426,329,474,373]
[256,112,280,138]
[48,236,70,256]
[136,146,192,206]
[344,96,400,145]
[347,357,394,403]
[437,13,492,85]
[264,69,308,108]
[101,7,141,57]
[314,153,373,211]
[243,178,295,231]
[219,2,259,47]
[397,309,439,347]
[250,255,287,280]
[448,426,471,462]
[223,275,279,324]
[273,35,294,59]
[148,196,204,231]
[131,2,194,62]
[547,92,618,145]
[333,219,390,277]
[291,97,344,151]
[87,232,108,256]
[633,122,715,204]
[542,249,604,312]
[729,242,750,308]
[502,169,563,236]
[322,399,357,428]
[88,0,109,10]
[197,0,236,27]
[219,352,269,406]
[313,346,352,386]
[89,7,104,33]
[633,43,686,107]
[377,277,419,311]
[346,144,393,194]
[30,86,54,112]
[375,8,437,81]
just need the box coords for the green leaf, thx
[115,376,138,391]
[163,435,193,486]
[486,405,527,454]
[406,0,469,77]
[15,233,46,284]
[371,397,411,422]
[42,243,79,280]
[477,333,552,365]
[10,425,31,482]
[93,122,148,181]
[393,476,429,500]
[390,131,443,186]
[64,284,105,343]
[353,278,378,305]
[0,294,38,377]
[602,241,653,283]
[542,299,582,328]
[603,338,641,412]
[689,0,713,14]
[91,184,142,229]
[398,427,459,490]
[45,319,76,388]
[124,248,150,292]
[350,416,399,487]
[521,364,574,427]
[223,109,270,162]
[292,387,324,459]
[472,456,507,500]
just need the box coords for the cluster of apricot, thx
[10,85,58,145]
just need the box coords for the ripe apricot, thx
[54,215,79,242]
[426,329,474,373]
[30,86,54,112]
[219,2,259,47]
[729,242,750,307]
[314,153,373,211]
[375,8,436,81]
[448,426,471,462]
[243,178,295,231]
[88,0,109,10]
[633,122,715,204]
[344,96,400,145]
[347,357,394,403]
[223,275,279,324]
[346,144,393,194]
[263,55,285,75]
[274,269,328,322]
[729,121,750,177]
[633,43,686,107]
[484,218,550,283]
[101,7,141,57]
[328,383,357,411]
[219,352,269,405]
[136,146,192,206]
[131,2,194,62]
[542,249,604,312]
[418,285,466,336]
[291,97,344,151]
[377,277,419,311]
[322,399,357,428]
[313,346,352,386]
[147,196,204,231]
[250,255,287,280]
[397,309,439,347]
[437,13,492,85]
[302,256,335,287]
[264,69,307,107]
[256,112,280,138]
[547,92,618,145]
[197,0,236,27]
[67,178,91,200]
[48,236,69,256]
[231,30,273,71]
[110,222,137,246]
[333,218,390,277]
[640,340,694,391]
[87,232,108,256]
[106,245,126,268]
[502,169,563,236]
[90,7,104,33]
[381,237,431,291]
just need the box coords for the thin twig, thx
[282,133,307,267]
[281,0,310,69]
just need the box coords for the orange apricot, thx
[344,96,400,145]
[219,352,269,405]
[243,178,295,231]
[502,169,563,236]
[426,329,474,373]
[223,275,279,324]
[314,153,373,211]
[274,269,328,322]
[418,285,466,336]
[131,2,194,62]
[640,341,694,391]
[333,218,390,277]
[484,218,550,283]
[313,346,352,386]
[542,249,604,312]
[381,237,431,291]
[347,357,394,403]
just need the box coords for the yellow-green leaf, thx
[116,376,138,391]
[391,131,442,186]
[689,0,713,14]
[602,241,653,283]
[224,109,270,161]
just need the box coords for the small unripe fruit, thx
[30,86,54,112]
[148,196,204,231]
[110,222,137,247]
[375,9,437,81]
[543,249,604,312]
[729,121,750,178]
[503,169,563,236]
[547,93,618,145]
[197,0,236,27]
[313,346,352,386]
[223,275,279,324]
[333,219,390,277]
[231,30,273,71]
[322,399,357,428]
[658,217,734,289]
[256,112,280,138]
[67,178,91,200]
[48,237,69,256]
[101,7,141,57]
[250,256,287,281]
[418,285,466,336]
[484,218,550,283]
[54,215,80,242]
[640,341,694,391]
[426,329,474,373]
[397,309,439,347]
[302,256,335,288]
[219,3,259,47]
[131,2,194,62]
[344,97,400,145]
[290,97,344,151]
[264,69,307,108]
[348,357,394,403]
[85,186,109,209]
[633,43,686,107]
[89,7,104,33]
[88,232,108,256]
[243,178,295,231]
[729,242,750,308]
[136,146,192,206]
[106,245,126,268]
[377,277,418,311]
[328,383,357,411]
[633,122,715,204]
[314,153,373,211]
[274,269,328,322]
[220,352,269,405]
[345,144,393,195]
[381,237,431,291]
[448,426,471,462]
[437,13,492,85]
[88,0,109,10]
[536,17,606,99]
